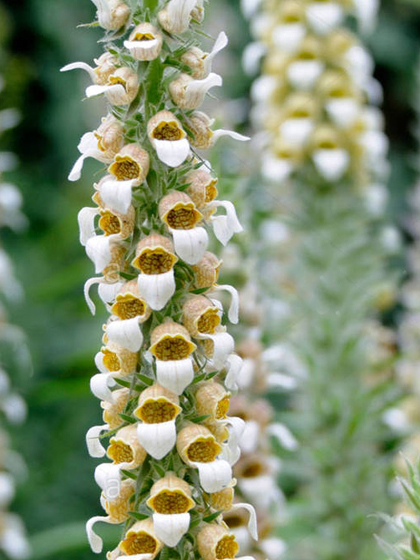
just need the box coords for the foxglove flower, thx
[66,3,255,560]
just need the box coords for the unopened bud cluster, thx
[63,1,258,559]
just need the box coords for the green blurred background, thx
[0,0,419,558]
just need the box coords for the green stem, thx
[144,0,159,11]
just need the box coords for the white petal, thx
[212,284,239,324]
[236,358,256,390]
[239,475,279,510]
[153,138,190,168]
[124,38,161,53]
[68,154,89,182]
[170,227,208,264]
[90,373,116,402]
[86,424,108,458]
[204,332,235,369]
[0,183,22,214]
[250,75,277,104]
[95,351,106,373]
[98,281,125,306]
[211,129,250,144]
[0,152,18,173]
[0,514,29,560]
[326,98,360,128]
[267,372,298,391]
[166,0,197,32]
[360,130,389,161]
[86,235,113,273]
[268,423,299,451]
[203,32,229,75]
[106,318,143,352]
[84,277,105,315]
[152,513,190,547]
[241,0,262,18]
[91,0,112,28]
[280,118,313,148]
[312,148,350,181]
[0,473,15,507]
[353,0,378,34]
[209,201,243,246]
[78,207,98,246]
[239,420,260,454]
[86,84,123,99]
[78,131,98,153]
[99,179,136,214]
[242,42,266,76]
[137,420,177,460]
[306,3,344,34]
[259,538,287,560]
[116,555,154,560]
[86,516,111,553]
[272,23,305,53]
[0,109,20,132]
[185,72,223,109]
[138,270,175,311]
[94,463,122,501]
[261,154,293,183]
[230,527,252,554]
[192,459,232,493]
[60,61,96,81]
[287,60,324,89]
[225,354,243,390]
[230,503,258,541]
[2,394,27,424]
[221,417,246,465]
[156,358,194,395]
[0,369,10,394]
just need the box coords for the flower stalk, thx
[245,0,398,558]
[63,1,255,558]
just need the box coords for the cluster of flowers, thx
[0,77,29,559]
[244,0,388,192]
[63,1,264,558]
[389,90,420,509]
